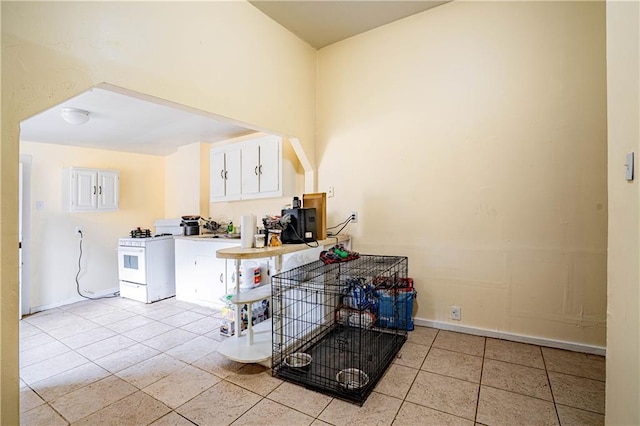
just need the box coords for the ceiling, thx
[20,1,449,156]
[250,0,448,49]
[20,85,256,156]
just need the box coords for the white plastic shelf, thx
[217,320,272,363]
[214,235,350,364]
[230,285,271,305]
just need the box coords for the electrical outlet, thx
[328,186,335,198]
[351,211,358,223]
[75,226,83,235]
[450,306,461,321]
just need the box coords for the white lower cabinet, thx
[175,238,238,308]
[193,255,227,305]
[175,237,349,313]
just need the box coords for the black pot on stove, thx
[181,215,201,236]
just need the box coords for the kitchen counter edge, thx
[174,235,241,242]
[216,235,349,260]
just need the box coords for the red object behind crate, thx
[399,278,413,289]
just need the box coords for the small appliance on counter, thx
[281,207,317,243]
[181,215,201,236]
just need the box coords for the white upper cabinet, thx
[73,168,98,210]
[241,135,280,196]
[211,135,293,202]
[63,167,119,212]
[241,142,260,195]
[97,170,119,210]
[210,146,241,201]
[210,150,226,199]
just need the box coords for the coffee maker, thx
[180,215,201,236]
[280,207,317,243]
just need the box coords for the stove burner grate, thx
[130,228,152,238]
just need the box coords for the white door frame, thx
[19,154,32,318]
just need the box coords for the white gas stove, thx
[117,230,175,303]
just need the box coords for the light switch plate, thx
[626,152,634,181]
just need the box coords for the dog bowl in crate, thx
[336,368,369,390]
[283,353,312,371]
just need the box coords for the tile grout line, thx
[173,411,198,425]
[473,336,487,424]
[554,402,607,416]
[263,378,334,422]
[541,346,562,425]
[224,378,265,426]
[388,329,439,425]
[411,332,493,424]
[391,330,490,424]
[479,383,559,404]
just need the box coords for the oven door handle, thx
[118,247,145,254]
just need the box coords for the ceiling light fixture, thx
[61,107,90,125]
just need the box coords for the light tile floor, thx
[19,297,605,425]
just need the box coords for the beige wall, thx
[317,1,607,346]
[165,142,204,219]
[1,1,317,423]
[200,143,211,217]
[606,1,640,424]
[19,141,165,308]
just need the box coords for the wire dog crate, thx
[271,255,409,405]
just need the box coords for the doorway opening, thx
[19,154,32,318]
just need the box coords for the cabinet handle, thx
[93,186,97,195]
[220,273,224,283]
[220,170,225,179]
[225,171,229,179]
[98,186,102,195]
[254,166,258,175]
[259,164,263,175]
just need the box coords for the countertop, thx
[216,235,349,260]
[174,233,241,241]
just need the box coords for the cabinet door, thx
[258,136,280,193]
[194,255,228,304]
[98,171,119,210]
[225,148,242,198]
[175,240,198,301]
[241,142,260,195]
[210,150,226,199]
[73,169,98,211]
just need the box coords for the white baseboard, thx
[30,287,121,314]
[414,317,606,356]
